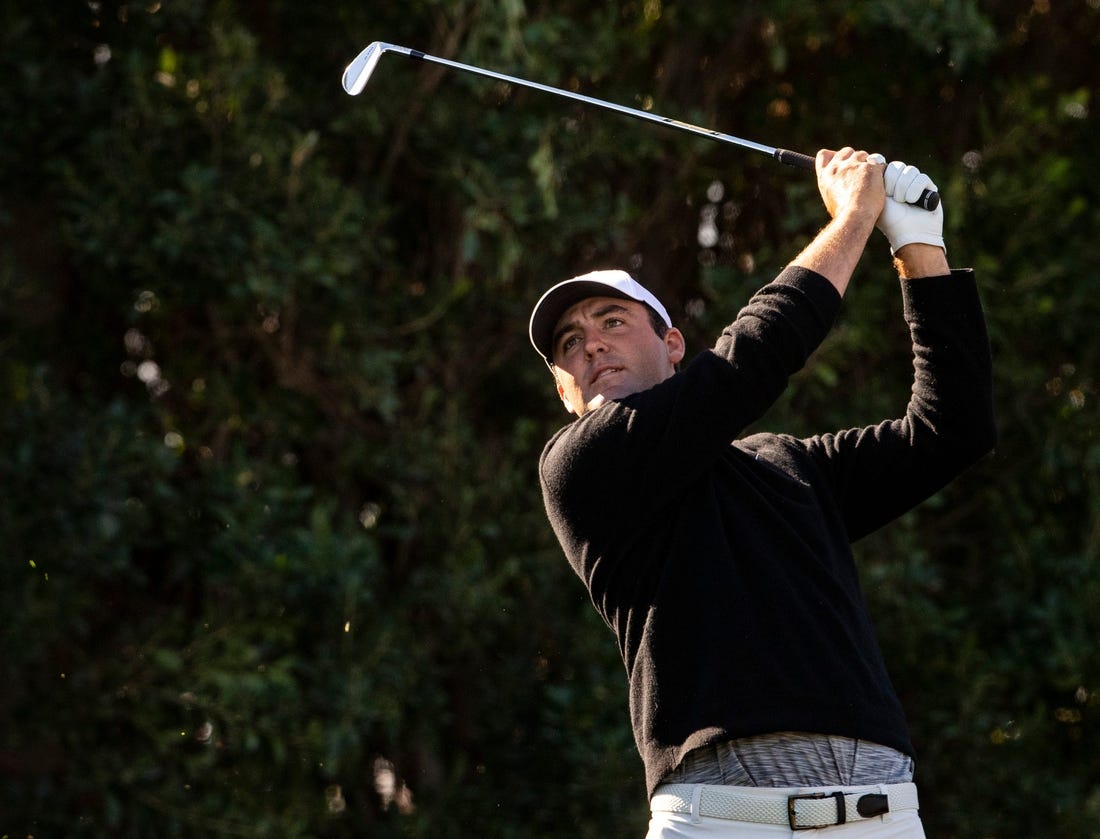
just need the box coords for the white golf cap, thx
[528,269,672,364]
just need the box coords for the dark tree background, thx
[2,2,1098,836]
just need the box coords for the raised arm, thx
[789,147,884,296]
[802,162,996,539]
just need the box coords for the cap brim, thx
[529,280,637,362]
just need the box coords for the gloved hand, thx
[868,154,945,254]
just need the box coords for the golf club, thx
[342,41,939,212]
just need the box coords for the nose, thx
[582,330,608,356]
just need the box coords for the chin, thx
[591,383,631,403]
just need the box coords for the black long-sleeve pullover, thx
[538,266,996,798]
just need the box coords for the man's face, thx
[550,296,684,415]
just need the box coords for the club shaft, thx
[413,48,781,158]
[344,43,938,211]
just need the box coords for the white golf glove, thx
[869,154,945,254]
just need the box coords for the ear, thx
[664,327,686,366]
[556,381,577,415]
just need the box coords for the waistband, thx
[650,782,919,831]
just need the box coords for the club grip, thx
[773,148,940,212]
[774,148,817,170]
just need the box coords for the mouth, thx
[590,366,622,386]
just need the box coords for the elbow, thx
[972,425,997,463]
[957,378,997,461]
[982,416,999,457]
[963,405,998,463]
[917,400,997,465]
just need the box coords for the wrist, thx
[893,243,949,278]
[832,205,879,241]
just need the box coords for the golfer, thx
[528,148,995,837]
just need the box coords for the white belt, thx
[651,782,919,831]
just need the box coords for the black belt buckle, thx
[787,791,847,831]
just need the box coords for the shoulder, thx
[537,406,624,488]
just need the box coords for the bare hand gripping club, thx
[342,41,939,212]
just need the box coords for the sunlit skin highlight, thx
[551,297,685,415]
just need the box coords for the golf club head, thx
[342,42,391,95]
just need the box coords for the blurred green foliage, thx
[1,1,1098,836]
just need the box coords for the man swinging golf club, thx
[528,148,996,838]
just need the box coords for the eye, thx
[604,317,624,328]
[560,334,581,353]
